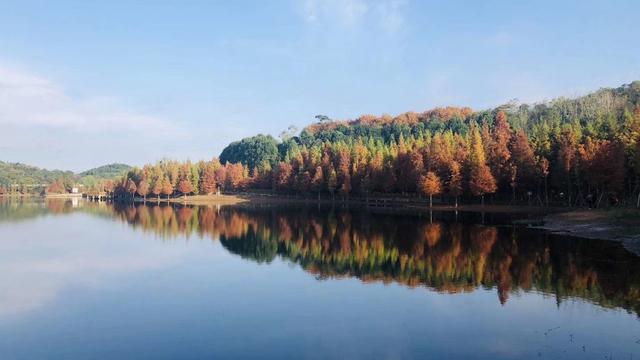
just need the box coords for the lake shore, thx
[45,193,83,198]
[537,209,640,254]
[128,194,640,252]
[143,193,557,214]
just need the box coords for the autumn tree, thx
[103,180,114,196]
[47,179,66,194]
[489,111,513,185]
[448,161,463,207]
[327,168,338,200]
[420,171,442,207]
[200,163,217,195]
[295,170,312,194]
[508,165,517,204]
[161,176,173,200]
[470,165,497,206]
[395,150,414,193]
[224,163,247,191]
[311,166,324,200]
[152,176,165,201]
[126,178,137,202]
[337,147,351,200]
[166,161,180,190]
[178,178,193,196]
[510,130,536,193]
[215,166,227,192]
[469,123,497,205]
[274,162,293,192]
[578,138,625,206]
[539,157,549,206]
[620,106,640,206]
[137,179,149,203]
[189,163,200,193]
[557,128,577,205]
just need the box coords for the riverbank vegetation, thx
[113,81,640,208]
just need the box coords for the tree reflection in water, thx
[3,198,638,316]
[106,202,640,315]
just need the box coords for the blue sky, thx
[0,0,638,171]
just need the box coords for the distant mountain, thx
[0,161,73,186]
[78,163,131,179]
[0,162,131,188]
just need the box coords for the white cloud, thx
[0,64,181,136]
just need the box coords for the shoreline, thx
[8,192,640,253]
[162,194,640,254]
[138,193,558,214]
[536,209,640,254]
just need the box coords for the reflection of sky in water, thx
[0,213,191,317]
[0,202,638,359]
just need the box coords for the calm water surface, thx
[0,198,639,359]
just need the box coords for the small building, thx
[71,187,79,194]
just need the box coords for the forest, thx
[105,81,640,208]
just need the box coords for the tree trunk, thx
[544,177,548,207]
[481,195,485,206]
[454,196,458,208]
[429,194,433,208]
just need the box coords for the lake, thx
[0,198,639,359]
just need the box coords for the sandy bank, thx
[538,209,640,254]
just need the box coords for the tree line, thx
[113,82,640,207]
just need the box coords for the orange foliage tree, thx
[420,171,442,207]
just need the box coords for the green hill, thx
[0,161,73,186]
[78,163,131,179]
[221,81,640,167]
[0,162,132,192]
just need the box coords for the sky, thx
[0,0,638,171]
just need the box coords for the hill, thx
[198,80,640,207]
[0,161,74,187]
[0,162,132,193]
[221,81,640,166]
[78,163,131,179]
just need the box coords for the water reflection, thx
[0,198,189,318]
[6,198,634,316]
[2,198,640,359]
[123,204,640,314]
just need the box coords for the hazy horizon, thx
[1,0,639,171]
